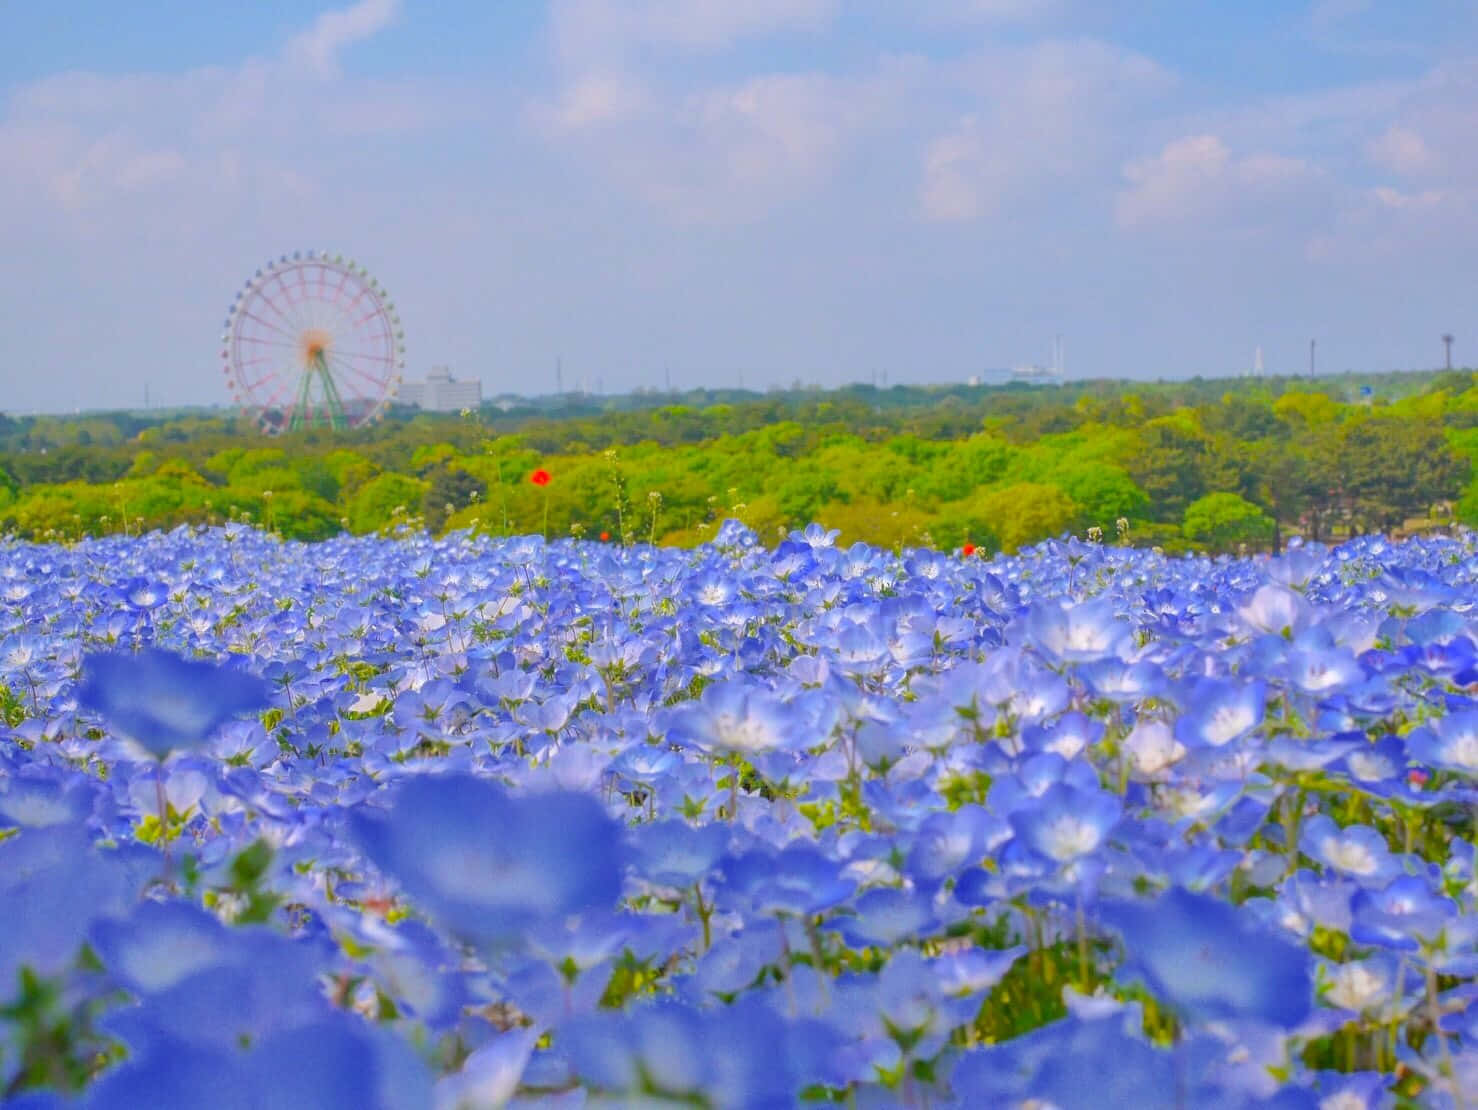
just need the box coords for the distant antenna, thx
[1253,346,1264,377]
[1443,333,1454,370]
[1309,338,1316,379]
[1054,334,1065,380]
[665,364,671,392]
[144,382,150,409]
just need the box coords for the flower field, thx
[1,520,1475,1107]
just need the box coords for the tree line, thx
[1,370,1472,555]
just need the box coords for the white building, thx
[397,366,482,412]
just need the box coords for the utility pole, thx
[1443,333,1454,370]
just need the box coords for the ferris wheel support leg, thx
[290,370,314,433]
[315,353,348,433]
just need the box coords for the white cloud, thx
[285,0,400,78]
[0,1,432,220]
[918,39,1173,223]
[1115,134,1324,233]
[537,72,653,131]
[910,0,1063,25]
[1371,185,1446,210]
[1366,125,1438,175]
[547,68,891,223]
[550,0,838,67]
[920,121,990,222]
[1310,0,1372,33]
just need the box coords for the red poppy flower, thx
[530,469,551,487]
[961,543,976,557]
[599,531,610,542]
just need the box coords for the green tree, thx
[1334,417,1470,533]
[1126,416,1238,523]
[1047,462,1147,532]
[1182,492,1276,552]
[346,473,430,533]
[945,482,1079,554]
[422,465,488,533]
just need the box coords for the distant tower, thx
[1253,346,1264,377]
[1309,338,1316,378]
[1443,333,1454,370]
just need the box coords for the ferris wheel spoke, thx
[323,351,389,392]
[256,279,307,338]
[304,266,330,334]
[324,350,394,394]
[349,304,396,329]
[235,308,299,344]
[333,281,380,331]
[254,367,307,413]
[279,269,316,336]
[293,266,320,332]
[232,355,285,374]
[235,334,299,353]
[327,345,396,364]
[323,279,360,341]
[320,266,347,326]
[279,270,315,335]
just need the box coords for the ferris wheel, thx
[221,251,405,434]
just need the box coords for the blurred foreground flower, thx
[77,648,270,759]
[1100,886,1314,1029]
[349,774,623,948]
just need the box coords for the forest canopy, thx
[2,369,1473,555]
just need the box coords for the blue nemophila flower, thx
[1329,734,1409,793]
[1121,719,1187,780]
[668,679,806,755]
[1406,711,1478,776]
[90,900,234,995]
[1237,583,1312,637]
[1100,886,1314,1029]
[1076,657,1166,703]
[560,996,840,1106]
[1010,782,1122,865]
[1318,952,1416,1020]
[1020,711,1105,761]
[828,887,939,947]
[904,805,1010,888]
[349,773,623,947]
[97,926,337,1053]
[718,842,856,918]
[433,1028,537,1110]
[1299,815,1401,885]
[1023,597,1133,664]
[986,752,1100,816]
[949,1013,1178,1109]
[0,827,142,990]
[1349,875,1459,951]
[77,647,270,758]
[1173,676,1266,749]
[0,766,97,828]
[628,818,730,891]
[86,1014,432,1110]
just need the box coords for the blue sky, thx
[3,0,1477,413]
